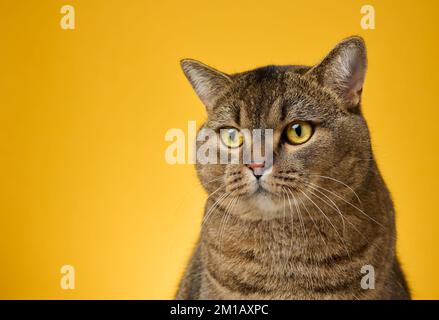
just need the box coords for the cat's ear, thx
[307,36,367,109]
[180,59,232,113]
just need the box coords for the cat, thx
[175,36,410,300]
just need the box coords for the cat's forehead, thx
[211,66,334,129]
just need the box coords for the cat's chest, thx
[200,224,384,300]
[199,265,382,300]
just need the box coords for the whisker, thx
[304,180,384,228]
[288,188,308,241]
[281,189,288,273]
[296,188,327,246]
[284,187,295,274]
[308,174,362,206]
[202,175,226,186]
[218,195,239,262]
[218,196,234,255]
[302,183,347,236]
[303,184,373,244]
[303,182,394,248]
[282,190,286,226]
[201,191,229,229]
[299,189,351,258]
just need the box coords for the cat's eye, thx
[220,128,243,148]
[285,121,313,145]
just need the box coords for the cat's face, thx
[182,37,372,219]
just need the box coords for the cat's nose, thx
[247,162,265,179]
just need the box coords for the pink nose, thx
[247,162,265,170]
[247,162,265,179]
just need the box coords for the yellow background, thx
[0,0,438,299]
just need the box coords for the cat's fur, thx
[176,37,410,300]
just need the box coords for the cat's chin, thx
[235,189,288,220]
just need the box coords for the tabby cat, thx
[175,37,410,300]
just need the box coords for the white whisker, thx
[309,174,362,206]
[299,189,350,258]
[305,180,384,228]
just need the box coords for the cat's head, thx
[181,37,372,219]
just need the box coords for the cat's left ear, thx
[306,36,367,110]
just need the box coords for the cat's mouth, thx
[253,178,300,200]
[254,185,271,196]
[252,180,281,198]
[243,183,294,215]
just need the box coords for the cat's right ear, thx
[180,59,232,113]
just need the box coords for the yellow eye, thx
[220,128,243,148]
[285,121,313,145]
